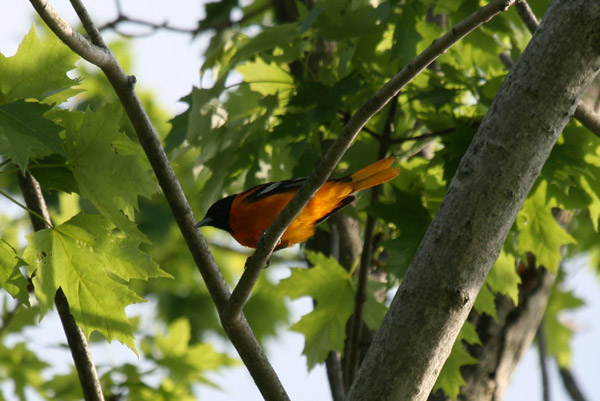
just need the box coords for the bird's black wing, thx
[242,177,308,202]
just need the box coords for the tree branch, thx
[326,351,345,401]
[338,110,381,139]
[28,0,112,68]
[515,0,540,34]
[537,321,552,401]
[347,0,600,399]
[344,216,376,387]
[508,1,600,139]
[69,0,107,47]
[16,171,104,401]
[428,256,557,401]
[27,1,290,400]
[99,15,196,36]
[98,2,271,37]
[223,0,518,325]
[558,367,588,401]
[499,52,600,138]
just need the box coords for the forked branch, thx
[224,0,518,323]
[28,0,289,400]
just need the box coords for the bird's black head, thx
[195,195,236,233]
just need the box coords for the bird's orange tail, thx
[349,157,399,192]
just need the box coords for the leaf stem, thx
[0,188,53,229]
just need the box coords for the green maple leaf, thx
[473,284,497,319]
[0,26,79,104]
[517,181,575,272]
[64,103,157,240]
[486,248,521,306]
[236,57,294,97]
[0,239,30,306]
[23,213,170,351]
[275,251,355,369]
[0,342,48,401]
[231,23,300,65]
[544,285,584,367]
[580,175,600,231]
[433,321,480,399]
[149,318,238,385]
[0,100,65,172]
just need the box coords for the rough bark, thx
[429,256,556,401]
[346,1,600,400]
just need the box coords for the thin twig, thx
[389,128,455,144]
[100,15,197,36]
[344,216,376,388]
[573,103,600,137]
[28,1,290,399]
[515,0,539,34]
[536,321,551,401]
[326,351,345,401]
[16,171,105,401]
[223,0,518,323]
[558,367,588,401]
[69,0,106,47]
[338,110,381,139]
[98,2,270,37]
[29,0,112,68]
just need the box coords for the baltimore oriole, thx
[196,158,399,250]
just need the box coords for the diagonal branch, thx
[29,0,112,68]
[98,2,270,37]
[511,1,600,138]
[558,367,588,401]
[223,0,519,323]
[500,52,600,139]
[536,321,551,401]
[347,0,600,399]
[27,1,290,400]
[17,171,104,401]
[99,15,197,36]
[514,0,540,33]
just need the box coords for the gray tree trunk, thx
[428,258,556,401]
[346,1,600,400]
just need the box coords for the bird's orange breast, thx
[228,181,354,248]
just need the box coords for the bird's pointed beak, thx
[195,217,214,228]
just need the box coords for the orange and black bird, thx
[196,157,399,250]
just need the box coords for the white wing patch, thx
[247,177,307,201]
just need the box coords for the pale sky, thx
[0,1,598,401]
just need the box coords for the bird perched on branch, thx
[196,157,398,250]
